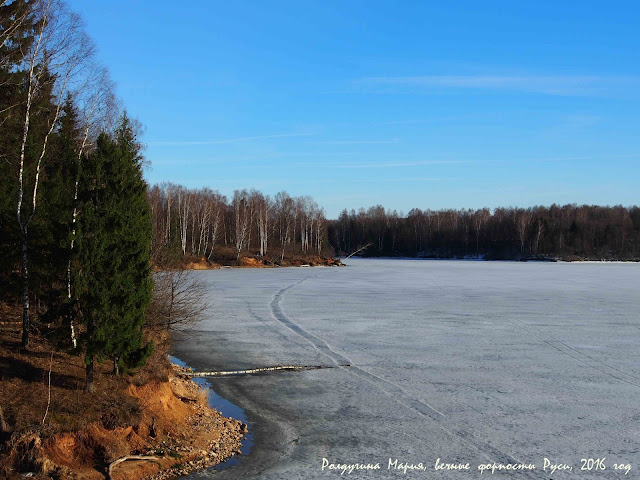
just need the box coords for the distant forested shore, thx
[146,184,640,264]
[147,184,334,268]
[327,205,640,261]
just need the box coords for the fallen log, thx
[107,455,162,479]
[345,243,373,259]
[183,364,350,377]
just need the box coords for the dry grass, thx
[0,307,174,478]
[0,308,171,438]
[0,303,246,480]
[129,330,171,387]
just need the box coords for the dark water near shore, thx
[168,356,254,471]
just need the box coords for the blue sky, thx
[68,0,640,218]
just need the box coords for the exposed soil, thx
[0,324,246,480]
[153,246,343,271]
[180,254,343,270]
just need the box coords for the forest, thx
[0,6,249,474]
[147,185,331,266]
[151,185,640,263]
[0,0,152,389]
[4,1,636,478]
[328,205,640,261]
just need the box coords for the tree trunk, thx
[166,189,171,243]
[67,182,79,349]
[21,231,29,349]
[86,357,94,393]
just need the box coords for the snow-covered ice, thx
[174,259,640,479]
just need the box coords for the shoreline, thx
[0,326,248,480]
[154,254,344,272]
[343,255,640,263]
[169,338,296,479]
[139,364,248,480]
[167,356,255,472]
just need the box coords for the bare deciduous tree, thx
[233,189,250,260]
[516,209,532,255]
[177,186,190,255]
[254,191,270,257]
[148,270,210,330]
[473,208,490,258]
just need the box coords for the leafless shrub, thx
[147,271,210,331]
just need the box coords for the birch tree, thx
[533,216,545,255]
[177,186,190,255]
[205,191,224,260]
[233,189,250,259]
[516,209,532,255]
[472,208,490,258]
[15,0,94,348]
[314,207,325,255]
[274,191,292,261]
[253,191,270,257]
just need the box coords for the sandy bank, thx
[1,358,247,480]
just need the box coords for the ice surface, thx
[173,259,640,479]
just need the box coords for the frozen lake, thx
[173,259,640,479]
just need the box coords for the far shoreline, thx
[341,255,640,264]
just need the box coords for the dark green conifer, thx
[76,113,153,391]
[37,95,82,338]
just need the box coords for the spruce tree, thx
[106,112,153,375]
[43,100,78,277]
[76,113,153,391]
[37,96,82,338]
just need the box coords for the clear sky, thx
[68,0,639,218]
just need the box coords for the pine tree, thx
[76,113,153,392]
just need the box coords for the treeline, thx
[328,205,640,260]
[148,184,331,265]
[0,0,154,391]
